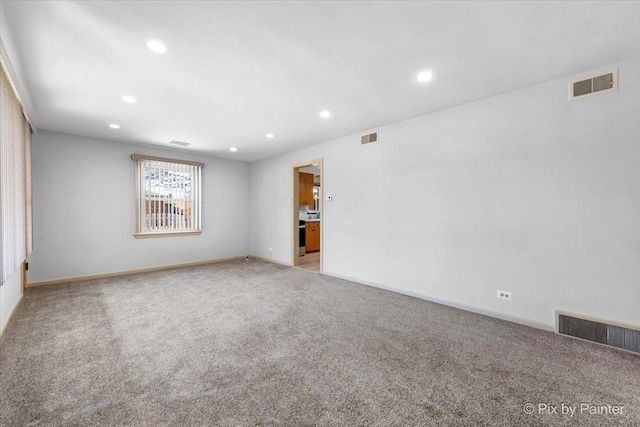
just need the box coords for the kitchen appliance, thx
[299,220,306,256]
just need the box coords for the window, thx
[1,61,33,284]
[132,154,203,237]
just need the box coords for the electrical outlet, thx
[268,248,273,255]
[497,290,512,301]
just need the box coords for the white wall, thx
[250,57,640,330]
[0,267,22,334]
[30,131,251,283]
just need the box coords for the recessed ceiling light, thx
[121,95,136,103]
[265,133,274,139]
[109,123,120,129]
[147,40,166,54]
[319,110,331,119]
[417,70,433,83]
[229,147,238,152]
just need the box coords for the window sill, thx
[134,231,202,239]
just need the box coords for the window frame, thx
[132,154,204,238]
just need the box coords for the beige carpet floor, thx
[0,259,638,426]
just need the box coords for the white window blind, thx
[1,62,33,285]
[132,155,203,237]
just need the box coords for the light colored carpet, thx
[0,259,638,426]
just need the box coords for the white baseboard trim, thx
[322,270,554,332]
[24,257,554,332]
[0,292,24,337]
[27,256,247,288]
[250,255,293,267]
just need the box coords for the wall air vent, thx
[569,68,617,101]
[169,140,191,147]
[361,131,378,146]
[556,310,639,354]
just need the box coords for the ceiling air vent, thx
[361,131,378,146]
[569,68,617,101]
[169,140,191,147]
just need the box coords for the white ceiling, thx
[2,1,639,162]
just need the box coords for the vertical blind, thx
[0,63,33,285]
[132,155,203,235]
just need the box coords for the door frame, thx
[22,260,27,292]
[291,158,323,271]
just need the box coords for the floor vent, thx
[557,312,640,354]
[569,68,617,101]
[361,131,378,146]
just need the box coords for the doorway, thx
[292,159,323,273]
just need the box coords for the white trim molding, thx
[27,256,247,288]
[322,270,555,332]
[0,293,23,337]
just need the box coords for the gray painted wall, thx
[250,57,640,329]
[29,131,251,283]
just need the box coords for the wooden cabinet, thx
[299,172,314,206]
[305,221,320,253]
